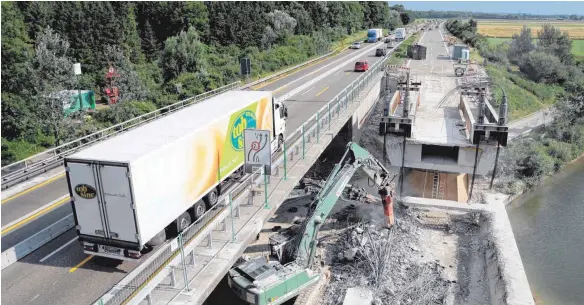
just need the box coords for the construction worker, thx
[378,187,395,228]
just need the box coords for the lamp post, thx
[73,63,82,112]
[490,85,508,189]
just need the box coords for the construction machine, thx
[227,142,396,305]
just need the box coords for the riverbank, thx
[470,152,584,207]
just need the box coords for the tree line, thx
[1,1,409,165]
[413,10,583,21]
[445,19,584,190]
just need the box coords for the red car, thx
[354,60,369,72]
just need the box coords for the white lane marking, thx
[39,236,78,263]
[272,41,384,94]
[300,86,315,96]
[333,70,341,75]
[30,294,40,303]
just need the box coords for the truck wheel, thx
[203,188,219,209]
[193,201,207,220]
[147,230,167,247]
[177,212,192,233]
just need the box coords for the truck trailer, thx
[395,28,406,41]
[65,90,288,260]
[367,28,383,43]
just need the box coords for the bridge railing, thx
[93,44,391,305]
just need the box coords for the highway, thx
[1,38,391,305]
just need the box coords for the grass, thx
[385,32,421,66]
[1,139,48,165]
[484,63,564,120]
[477,19,584,39]
[331,30,368,52]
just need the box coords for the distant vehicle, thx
[395,28,406,41]
[375,48,387,57]
[367,28,383,43]
[350,42,362,49]
[384,37,391,43]
[65,90,288,261]
[354,60,369,72]
[387,41,394,49]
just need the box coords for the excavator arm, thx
[292,142,394,267]
[228,142,396,305]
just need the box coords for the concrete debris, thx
[317,203,492,305]
[343,287,373,305]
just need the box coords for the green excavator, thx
[227,142,396,305]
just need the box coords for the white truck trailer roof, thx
[68,90,271,163]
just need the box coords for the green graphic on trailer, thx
[219,101,259,179]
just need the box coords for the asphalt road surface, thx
[1,39,389,305]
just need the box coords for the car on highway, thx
[354,60,369,72]
[350,42,362,49]
[384,37,391,43]
[375,48,387,57]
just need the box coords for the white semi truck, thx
[65,90,288,260]
[395,28,406,41]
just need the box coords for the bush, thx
[92,101,158,125]
[480,43,510,65]
[1,138,49,166]
[513,141,556,186]
[518,51,569,84]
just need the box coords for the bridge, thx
[2,26,536,305]
[1,30,405,305]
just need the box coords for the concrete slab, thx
[408,29,469,146]
[343,287,373,305]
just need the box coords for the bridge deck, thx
[408,30,472,146]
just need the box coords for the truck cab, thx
[271,99,288,152]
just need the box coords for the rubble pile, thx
[317,204,486,305]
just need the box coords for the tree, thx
[389,4,405,13]
[160,26,208,81]
[183,2,210,40]
[388,10,402,30]
[262,10,297,49]
[122,4,145,64]
[537,23,573,65]
[468,19,477,32]
[1,2,33,94]
[102,45,149,103]
[141,20,159,61]
[508,25,534,64]
[400,12,411,25]
[28,27,82,146]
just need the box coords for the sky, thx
[389,1,584,15]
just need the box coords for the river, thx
[506,156,584,305]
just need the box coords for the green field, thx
[486,37,584,57]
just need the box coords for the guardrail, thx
[1,48,346,191]
[93,38,397,305]
[1,212,74,270]
[0,82,240,190]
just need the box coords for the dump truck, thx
[367,28,383,43]
[65,90,288,260]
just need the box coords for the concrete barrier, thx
[1,213,75,270]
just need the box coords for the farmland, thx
[477,19,584,39]
[476,19,584,58]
